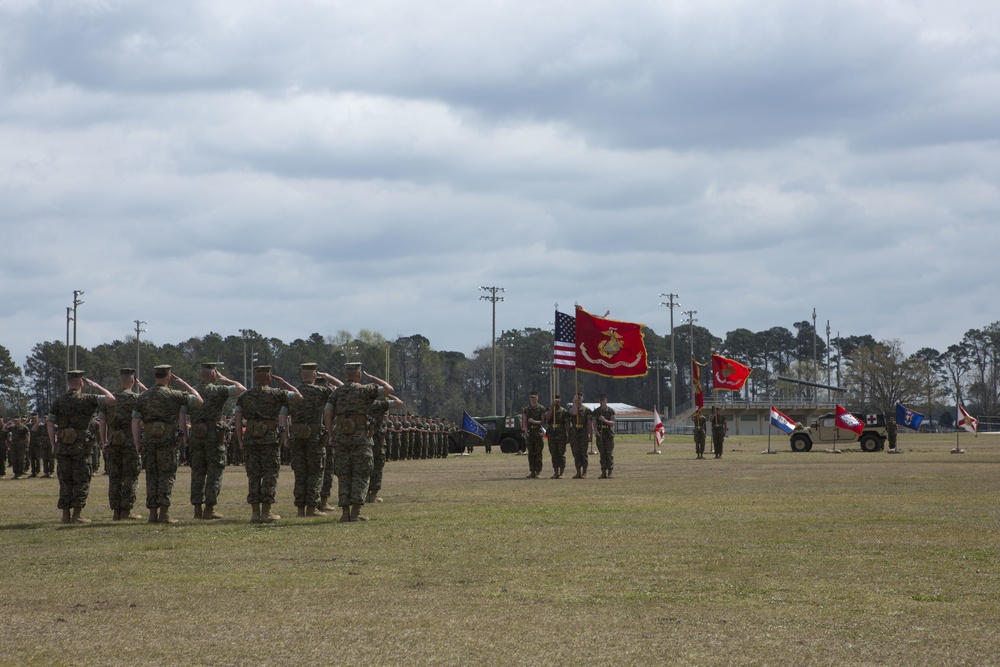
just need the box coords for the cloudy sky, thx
[2,0,998,368]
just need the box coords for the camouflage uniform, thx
[288,380,333,510]
[522,401,547,477]
[328,380,383,508]
[367,398,391,496]
[593,404,616,476]
[710,411,727,459]
[8,423,30,479]
[236,385,294,506]
[886,417,898,450]
[188,383,237,508]
[547,404,569,477]
[102,388,141,514]
[30,418,52,477]
[566,404,592,477]
[134,385,195,511]
[87,417,101,473]
[692,411,707,458]
[48,389,105,510]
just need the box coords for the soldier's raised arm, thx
[86,378,116,405]
[171,373,204,407]
[271,374,303,403]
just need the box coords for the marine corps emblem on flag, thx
[574,306,648,378]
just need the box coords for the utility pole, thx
[812,307,818,404]
[660,293,680,418]
[72,290,84,368]
[134,320,147,379]
[825,320,831,403]
[65,307,73,373]
[683,309,697,404]
[480,286,505,415]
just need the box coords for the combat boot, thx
[124,508,143,520]
[296,506,306,517]
[349,503,369,522]
[71,508,91,524]
[261,503,280,523]
[551,470,559,479]
[581,466,588,479]
[572,468,582,479]
[339,506,351,523]
[61,508,72,524]
[193,504,203,519]
[251,503,261,523]
[599,470,608,479]
[203,505,223,520]
[148,507,159,523]
[306,505,326,517]
[159,508,178,525]
[319,496,337,512]
[113,509,122,521]
[607,469,613,478]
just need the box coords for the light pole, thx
[660,293,680,419]
[825,320,831,403]
[684,309,698,404]
[480,286,505,415]
[65,307,73,373]
[134,320,147,379]
[72,290,84,368]
[812,307,818,403]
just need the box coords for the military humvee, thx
[448,415,526,454]
[789,412,888,452]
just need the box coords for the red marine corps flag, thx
[574,306,648,378]
[711,354,751,391]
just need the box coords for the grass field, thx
[1,432,998,666]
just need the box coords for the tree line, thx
[2,320,998,425]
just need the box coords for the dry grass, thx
[2,432,999,666]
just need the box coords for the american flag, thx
[553,310,576,368]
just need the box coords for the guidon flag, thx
[653,409,665,448]
[574,306,648,378]
[712,354,752,391]
[692,357,705,409]
[835,404,865,436]
[461,412,487,440]
[770,406,797,435]
[895,403,925,432]
[958,403,978,436]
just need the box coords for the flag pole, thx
[952,390,965,454]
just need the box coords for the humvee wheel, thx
[790,434,811,452]
[859,434,880,452]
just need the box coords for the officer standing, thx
[133,365,203,524]
[288,363,333,518]
[522,391,547,478]
[188,362,245,520]
[692,408,707,459]
[100,367,146,520]
[29,413,50,478]
[546,396,568,478]
[367,392,403,503]
[47,370,116,524]
[710,406,727,459]
[234,365,303,523]
[324,362,393,523]
[593,394,616,478]
[7,416,30,480]
[566,393,592,479]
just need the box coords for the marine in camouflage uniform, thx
[710,406,727,459]
[235,365,302,523]
[7,417,30,480]
[87,416,102,474]
[315,374,344,512]
[187,362,244,520]
[692,409,707,459]
[100,368,145,520]
[522,391,547,478]
[886,415,899,451]
[565,393,592,479]
[593,394,616,478]
[46,370,116,524]
[132,365,203,524]
[288,364,333,517]
[324,362,392,522]
[367,393,403,503]
[546,396,569,478]
[30,414,52,477]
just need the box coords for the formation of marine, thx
[8,361,470,525]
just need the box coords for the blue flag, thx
[895,403,925,432]
[462,411,487,440]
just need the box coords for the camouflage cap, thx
[200,362,218,370]
[254,365,272,373]
[300,362,319,370]
[67,370,85,379]
[344,362,362,372]
[154,364,172,371]
[529,390,539,397]
[119,367,136,375]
